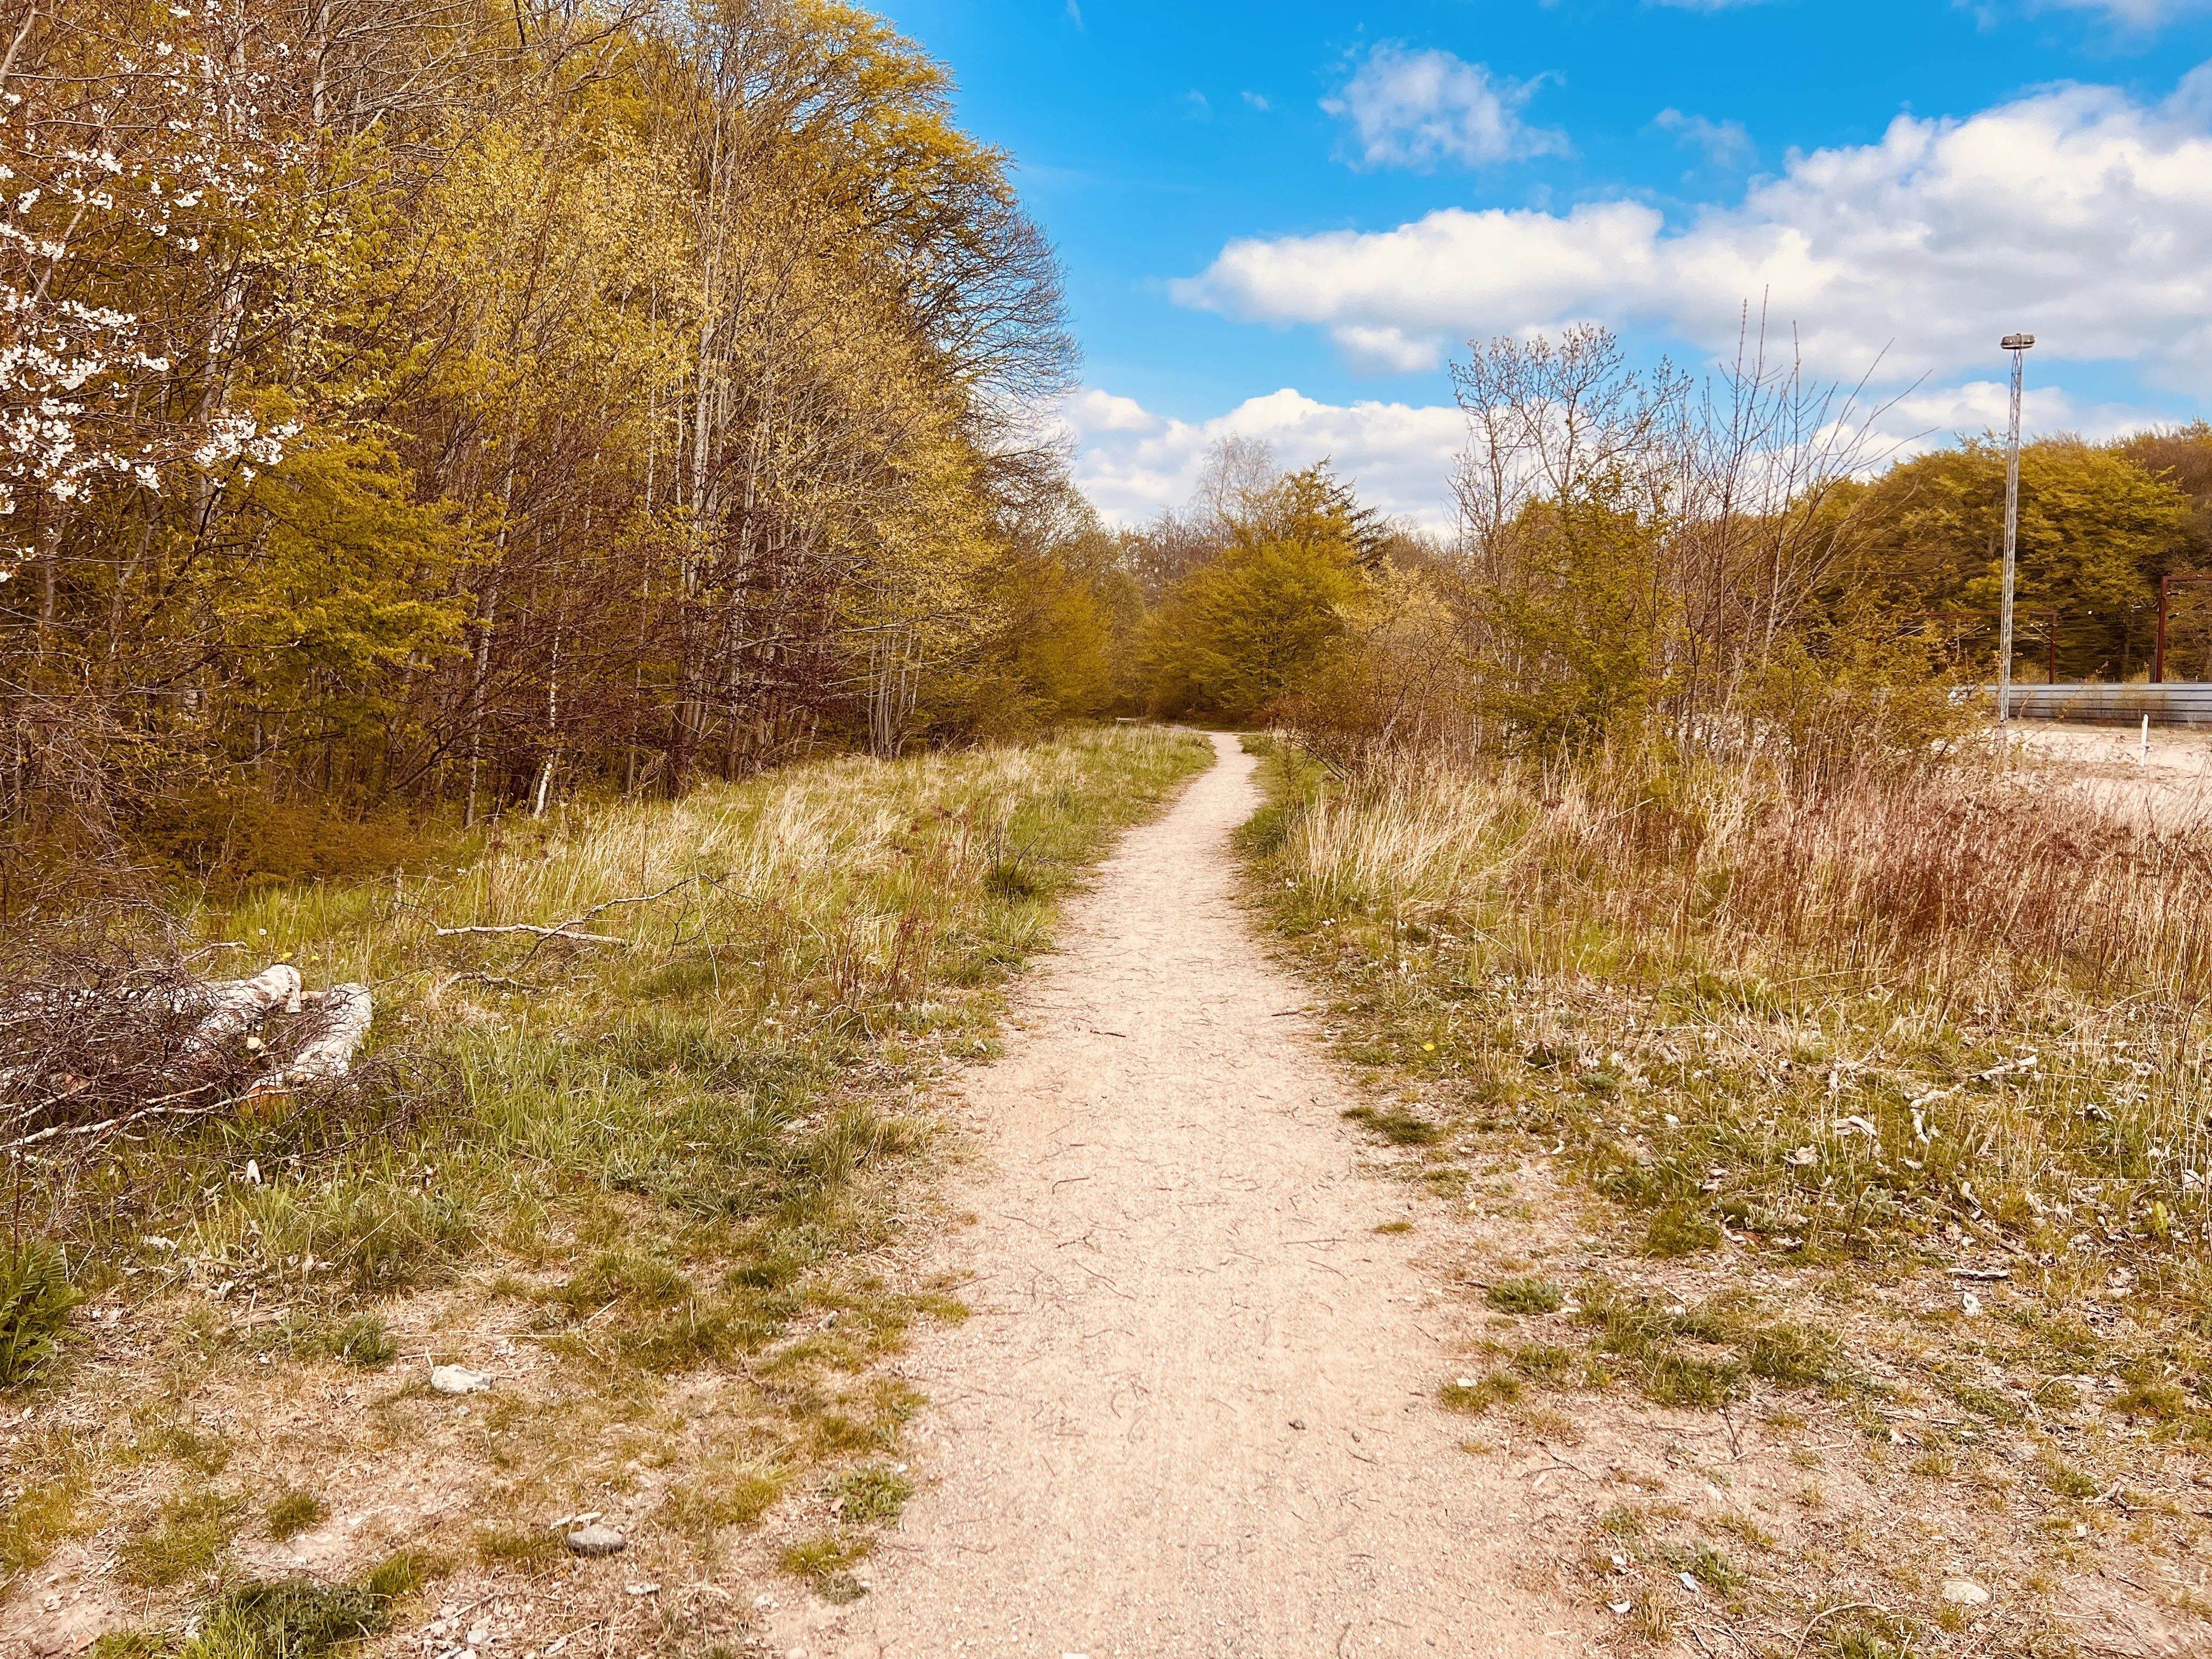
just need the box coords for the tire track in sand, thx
[772,733,1592,1658]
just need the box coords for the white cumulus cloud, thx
[1060,386,1468,530]
[1654,108,1754,167]
[1870,381,2176,455]
[1058,378,2170,531]
[1178,70,2212,387]
[1322,43,1567,170]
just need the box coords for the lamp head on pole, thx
[2001,333,2036,351]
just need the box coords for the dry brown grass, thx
[1257,740,2212,1241]
[1285,743,2212,1003]
[1241,730,2212,1659]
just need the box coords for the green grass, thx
[358,1553,437,1601]
[2041,1457,2101,1499]
[1643,1201,1723,1259]
[1484,1276,1564,1314]
[1438,1372,1522,1414]
[263,1492,323,1542]
[174,1581,386,1659]
[0,1449,84,1579]
[472,1525,563,1572]
[1511,1343,1577,1386]
[781,1530,873,1602]
[1598,1503,1648,1539]
[15,727,1211,1572]
[1235,740,2212,1412]
[100,1554,437,1659]
[278,1312,398,1369]
[24,729,1212,1307]
[827,1464,915,1525]
[1237,736,2212,1288]
[1657,1538,1743,1593]
[665,1461,789,1533]
[1340,1105,1446,1147]
[1233,732,2212,1659]
[119,1493,241,1587]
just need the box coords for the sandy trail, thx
[775,734,1583,1659]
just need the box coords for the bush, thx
[131,788,424,895]
[0,1242,82,1387]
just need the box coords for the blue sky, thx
[870,0,2212,526]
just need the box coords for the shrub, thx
[0,1242,82,1387]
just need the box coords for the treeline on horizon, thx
[1124,331,2212,776]
[7,0,2211,900]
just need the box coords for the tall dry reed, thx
[1286,747,2212,1007]
[1266,740,2212,1242]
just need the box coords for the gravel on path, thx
[774,733,1588,1659]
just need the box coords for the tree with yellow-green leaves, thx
[1831,436,2190,684]
[1143,464,1379,723]
[0,0,1088,890]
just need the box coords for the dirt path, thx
[770,734,1588,1659]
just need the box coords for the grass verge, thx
[1,726,1212,1634]
[1238,732,2212,1657]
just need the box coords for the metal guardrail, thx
[1984,684,2212,727]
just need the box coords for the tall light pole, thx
[1997,332,2035,729]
